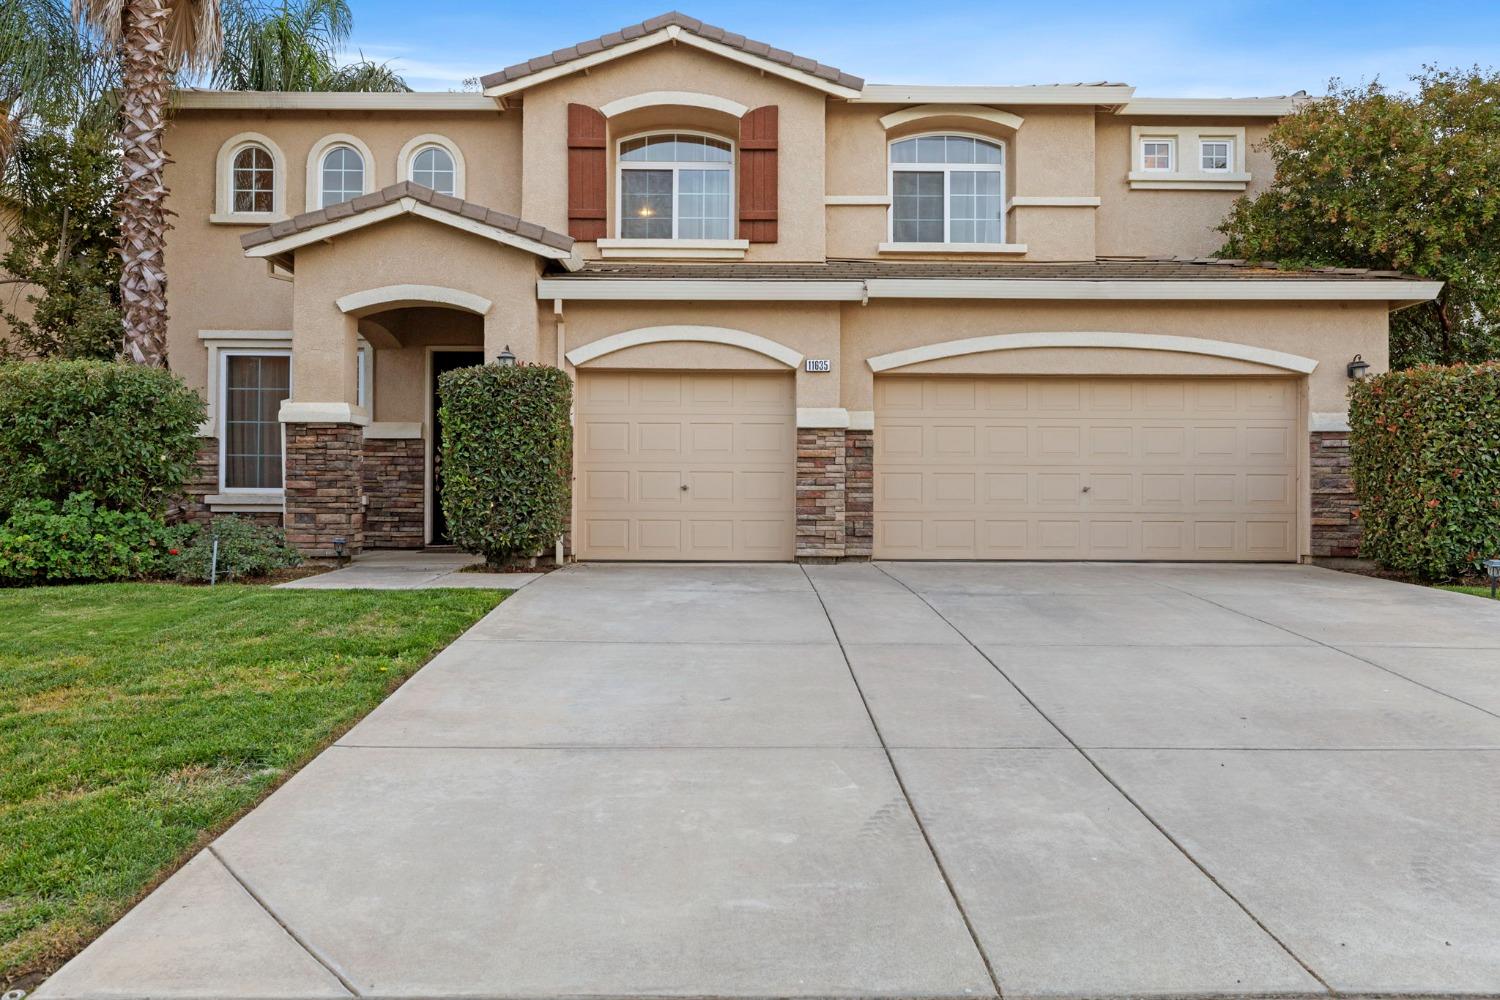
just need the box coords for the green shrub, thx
[438,362,571,565]
[0,494,178,585]
[0,359,206,517]
[1348,362,1500,578]
[167,516,302,582]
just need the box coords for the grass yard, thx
[0,583,506,989]
[1438,585,1499,600]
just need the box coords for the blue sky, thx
[343,0,1500,95]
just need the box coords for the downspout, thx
[555,298,568,566]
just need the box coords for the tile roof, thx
[545,258,1421,282]
[479,11,864,93]
[240,182,574,253]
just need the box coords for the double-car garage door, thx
[574,371,1299,562]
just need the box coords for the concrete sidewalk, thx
[35,561,1500,999]
[277,549,545,589]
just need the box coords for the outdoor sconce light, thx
[496,345,517,368]
[1485,559,1500,599]
[332,536,347,567]
[1347,354,1371,380]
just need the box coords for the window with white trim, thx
[409,145,456,195]
[221,352,291,491]
[1140,138,1174,171]
[616,132,734,239]
[1200,138,1232,172]
[888,134,1005,245]
[320,146,365,208]
[231,145,275,214]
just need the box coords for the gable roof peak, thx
[480,11,864,97]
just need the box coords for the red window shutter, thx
[567,104,607,241]
[738,105,778,243]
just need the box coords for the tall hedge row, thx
[0,360,205,516]
[437,362,572,565]
[1348,362,1500,578]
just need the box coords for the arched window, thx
[231,145,275,214]
[888,134,1005,245]
[617,132,733,240]
[409,145,456,195]
[320,145,365,208]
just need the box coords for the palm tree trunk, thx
[117,0,172,366]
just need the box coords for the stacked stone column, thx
[1310,430,1361,559]
[283,423,364,557]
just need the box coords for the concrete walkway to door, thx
[35,562,1500,999]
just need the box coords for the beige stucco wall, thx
[0,208,37,351]
[284,215,543,403]
[366,309,483,424]
[838,299,1386,414]
[162,108,519,393]
[519,45,828,262]
[1094,116,1275,258]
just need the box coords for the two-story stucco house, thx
[166,11,1439,564]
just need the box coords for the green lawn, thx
[0,583,505,988]
[1438,585,1499,600]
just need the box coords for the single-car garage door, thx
[575,371,796,560]
[875,376,1299,561]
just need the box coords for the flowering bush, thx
[166,516,301,582]
[0,494,179,585]
[1348,362,1500,578]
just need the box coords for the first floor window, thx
[232,145,274,213]
[618,132,734,240]
[223,354,290,490]
[1141,138,1174,171]
[889,134,1004,244]
[1200,139,1232,171]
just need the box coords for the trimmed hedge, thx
[437,362,572,565]
[0,493,179,585]
[1348,362,1500,578]
[0,360,205,517]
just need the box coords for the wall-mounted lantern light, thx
[1347,354,1371,380]
[497,345,517,368]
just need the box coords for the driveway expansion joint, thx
[869,563,1337,996]
[800,565,1006,1000]
[207,845,364,996]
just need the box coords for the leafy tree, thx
[2,124,122,360]
[1217,68,1500,367]
[213,0,407,92]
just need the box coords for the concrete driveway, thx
[37,562,1500,999]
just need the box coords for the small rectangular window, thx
[1200,139,1232,172]
[222,354,290,491]
[1141,139,1174,171]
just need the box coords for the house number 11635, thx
[804,359,832,372]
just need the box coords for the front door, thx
[430,350,485,544]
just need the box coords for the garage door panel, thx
[575,373,795,561]
[875,376,1299,561]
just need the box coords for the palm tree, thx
[214,0,406,93]
[73,0,221,367]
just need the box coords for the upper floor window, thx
[1200,139,1232,172]
[212,132,285,224]
[320,145,365,208]
[410,146,456,195]
[889,134,1005,245]
[617,132,734,240]
[232,145,275,214]
[1141,138,1174,171]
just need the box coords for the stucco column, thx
[282,298,367,558]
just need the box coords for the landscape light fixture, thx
[1485,559,1500,599]
[497,345,517,367]
[332,536,347,567]
[1346,354,1370,380]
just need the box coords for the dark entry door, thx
[431,350,485,544]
